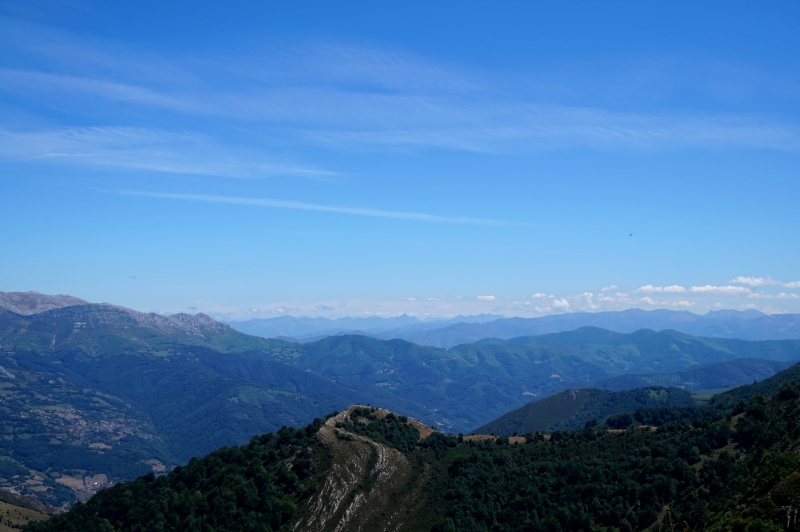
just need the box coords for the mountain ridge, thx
[228,307,800,347]
[28,372,800,531]
[0,290,89,316]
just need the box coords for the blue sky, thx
[1,1,799,319]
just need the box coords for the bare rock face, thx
[295,406,436,532]
[0,291,89,316]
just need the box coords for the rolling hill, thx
[472,387,697,436]
[28,373,800,532]
[579,358,793,392]
[377,308,800,347]
[228,308,800,348]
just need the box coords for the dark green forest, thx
[27,369,800,531]
[474,386,697,436]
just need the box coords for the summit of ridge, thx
[0,290,90,315]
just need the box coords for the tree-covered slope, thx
[28,375,800,532]
[271,330,799,431]
[482,327,800,371]
[472,387,696,436]
[580,358,794,392]
[0,309,376,507]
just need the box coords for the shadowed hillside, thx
[28,367,800,531]
[473,387,696,436]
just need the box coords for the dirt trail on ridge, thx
[294,406,436,532]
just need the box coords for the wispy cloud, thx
[730,276,800,288]
[118,191,507,225]
[747,292,800,300]
[689,285,751,295]
[0,127,336,178]
[2,25,800,156]
[636,284,687,293]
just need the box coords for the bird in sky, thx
[629,233,633,236]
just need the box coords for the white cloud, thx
[576,292,598,310]
[532,293,547,298]
[552,298,570,310]
[640,297,656,305]
[746,293,770,299]
[729,276,800,288]
[673,300,695,308]
[689,285,751,295]
[777,293,800,300]
[600,285,618,292]
[729,276,778,287]
[477,295,496,301]
[636,284,687,293]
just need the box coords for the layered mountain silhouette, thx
[2,291,800,509]
[229,307,800,347]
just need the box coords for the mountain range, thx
[228,307,800,347]
[228,313,503,342]
[2,290,800,510]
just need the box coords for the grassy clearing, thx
[0,500,49,531]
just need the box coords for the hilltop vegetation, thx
[474,386,696,436]
[27,363,800,531]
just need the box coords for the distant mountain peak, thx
[165,312,231,335]
[0,290,89,316]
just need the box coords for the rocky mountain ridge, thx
[0,290,89,316]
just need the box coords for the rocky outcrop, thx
[295,406,435,532]
[0,291,89,316]
[29,303,233,338]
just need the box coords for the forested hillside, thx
[473,386,696,436]
[3,304,798,509]
[28,368,800,532]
